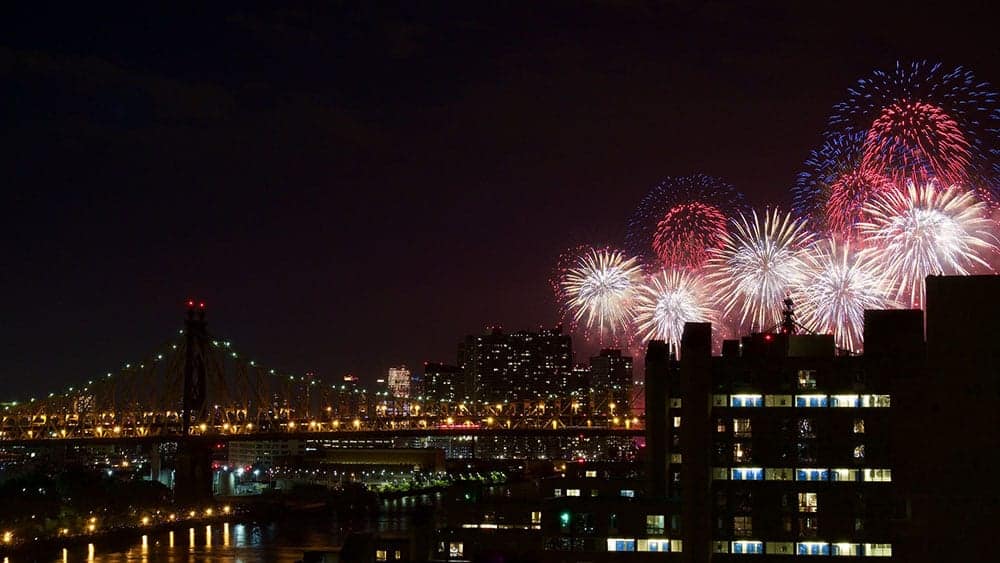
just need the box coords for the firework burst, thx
[626,175,748,270]
[829,61,1000,187]
[556,247,644,343]
[707,209,814,331]
[794,240,896,351]
[858,181,998,308]
[633,269,718,347]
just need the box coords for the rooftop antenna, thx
[781,296,796,335]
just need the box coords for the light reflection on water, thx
[49,492,443,562]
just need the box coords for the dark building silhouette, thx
[590,349,634,414]
[459,326,573,403]
[423,362,462,403]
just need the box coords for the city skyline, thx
[4,3,1000,399]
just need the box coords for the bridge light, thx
[204,508,213,516]
[222,505,231,514]
[612,417,620,425]
[3,531,13,544]
[245,423,253,430]
[486,417,494,425]
[141,516,150,526]
[199,423,208,433]
[446,417,454,425]
[113,426,121,433]
[352,419,361,429]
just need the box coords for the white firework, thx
[633,269,718,346]
[559,247,643,343]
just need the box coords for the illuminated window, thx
[531,511,541,524]
[732,541,763,554]
[712,541,729,553]
[606,538,635,552]
[734,418,752,437]
[671,540,683,552]
[854,445,865,460]
[448,542,464,557]
[831,543,859,556]
[863,469,892,482]
[645,514,665,534]
[765,394,792,407]
[797,542,829,555]
[673,416,681,428]
[831,394,859,407]
[585,470,597,478]
[766,468,793,481]
[670,453,682,463]
[639,539,671,552]
[864,543,892,557]
[567,488,581,497]
[731,467,763,481]
[712,467,729,480]
[669,398,682,408]
[713,394,728,407]
[731,394,763,407]
[620,489,635,498]
[591,489,599,497]
[716,418,727,432]
[394,550,401,560]
[733,516,753,537]
[796,468,829,481]
[733,442,752,463]
[376,550,388,561]
[798,492,818,512]
[831,468,859,482]
[766,542,794,554]
[554,488,562,497]
[853,418,865,434]
[799,515,819,537]
[795,394,828,407]
[860,395,890,408]
[798,369,817,389]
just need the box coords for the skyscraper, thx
[589,349,633,414]
[387,366,411,398]
[423,362,462,403]
[459,326,573,403]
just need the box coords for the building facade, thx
[387,366,411,398]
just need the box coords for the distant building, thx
[589,349,633,414]
[424,362,462,403]
[460,326,573,403]
[387,366,411,398]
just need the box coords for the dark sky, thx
[2,2,998,399]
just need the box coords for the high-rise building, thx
[589,349,633,414]
[387,366,411,398]
[424,362,462,403]
[460,326,573,403]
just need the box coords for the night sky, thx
[2,2,998,399]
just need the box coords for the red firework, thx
[824,168,894,239]
[652,202,728,270]
[862,100,971,185]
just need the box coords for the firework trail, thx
[707,209,814,332]
[555,246,644,344]
[633,269,718,347]
[626,175,748,270]
[858,181,998,308]
[794,239,896,351]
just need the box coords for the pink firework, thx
[862,100,972,185]
[652,202,729,270]
[825,168,894,240]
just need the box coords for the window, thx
[448,542,464,558]
[553,488,562,497]
[733,442,752,463]
[864,543,892,557]
[830,394,859,407]
[797,542,829,555]
[766,468,793,481]
[799,516,819,538]
[591,489,599,497]
[669,398,682,408]
[796,468,829,481]
[713,394,728,407]
[831,468,859,482]
[638,539,671,552]
[734,418,752,437]
[670,453,682,463]
[853,418,865,434]
[860,394,890,407]
[863,469,892,482]
[394,550,401,560]
[673,416,681,428]
[765,394,792,407]
[854,444,866,460]
[566,488,581,497]
[531,511,541,524]
[798,492,818,512]
[798,418,816,438]
[766,542,794,554]
[646,515,665,535]
[731,394,763,407]
[609,513,618,529]
[713,541,729,553]
[795,394,828,407]
[620,489,635,498]
[585,470,597,478]
[731,467,763,481]
[733,516,753,537]
[376,550,388,561]
[798,369,817,389]
[606,538,635,552]
[712,467,729,480]
[716,418,727,432]
[732,541,763,554]
[831,543,859,556]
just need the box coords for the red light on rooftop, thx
[199,302,205,309]
[186,299,195,307]
[764,334,773,341]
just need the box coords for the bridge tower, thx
[175,300,215,505]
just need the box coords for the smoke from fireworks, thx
[626,175,747,270]
[633,269,717,346]
[858,181,997,309]
[829,61,1000,189]
[707,209,814,331]
[556,247,644,344]
[794,240,895,351]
